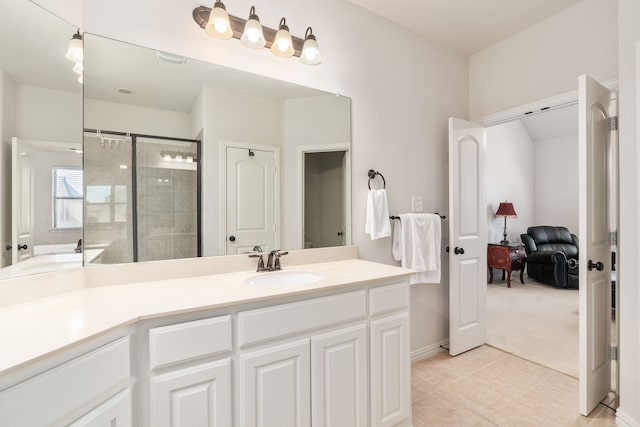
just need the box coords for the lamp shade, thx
[495,202,517,218]
[240,7,266,49]
[300,27,321,65]
[205,1,233,39]
[65,32,83,63]
[271,18,294,58]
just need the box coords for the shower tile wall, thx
[83,135,134,265]
[136,140,198,262]
[137,168,197,261]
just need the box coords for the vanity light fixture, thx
[271,18,294,58]
[192,5,321,64]
[161,151,197,162]
[65,30,83,63]
[240,6,266,49]
[300,27,321,65]
[205,0,233,39]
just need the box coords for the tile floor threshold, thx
[411,345,616,426]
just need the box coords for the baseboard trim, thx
[411,339,450,362]
[617,409,640,427]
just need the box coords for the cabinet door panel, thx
[370,313,410,427]
[240,339,310,427]
[68,389,131,427]
[312,324,367,427]
[151,358,232,427]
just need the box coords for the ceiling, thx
[348,0,583,55]
[520,104,578,142]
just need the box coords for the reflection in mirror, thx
[0,1,82,279]
[83,34,351,265]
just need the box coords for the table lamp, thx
[495,201,517,244]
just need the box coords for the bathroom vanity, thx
[0,252,413,427]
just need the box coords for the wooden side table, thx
[487,243,526,288]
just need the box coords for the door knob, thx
[337,232,343,236]
[454,247,465,255]
[229,235,236,242]
[587,260,604,271]
[18,244,28,250]
[5,245,11,251]
[445,246,450,253]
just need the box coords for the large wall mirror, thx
[0,3,351,280]
[0,1,82,279]
[82,35,351,265]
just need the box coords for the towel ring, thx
[368,169,386,190]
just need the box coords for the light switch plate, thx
[412,196,424,212]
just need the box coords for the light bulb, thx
[65,32,83,63]
[240,7,266,49]
[72,62,83,75]
[300,27,322,66]
[271,18,294,58]
[205,1,233,39]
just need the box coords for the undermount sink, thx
[245,271,325,286]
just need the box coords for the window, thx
[52,167,83,229]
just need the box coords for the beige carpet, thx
[487,279,578,378]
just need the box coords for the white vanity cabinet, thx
[148,316,233,427]
[0,335,132,427]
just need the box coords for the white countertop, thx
[0,259,413,376]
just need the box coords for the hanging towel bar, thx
[390,213,446,220]
[368,169,386,190]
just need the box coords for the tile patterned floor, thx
[411,346,617,426]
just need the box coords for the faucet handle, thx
[248,253,266,272]
[273,251,288,270]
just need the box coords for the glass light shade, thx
[65,33,83,63]
[77,74,83,84]
[300,38,321,65]
[163,154,172,161]
[240,18,266,49]
[72,62,83,75]
[175,155,183,162]
[271,28,294,58]
[186,156,194,162]
[205,2,233,39]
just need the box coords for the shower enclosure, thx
[83,130,201,265]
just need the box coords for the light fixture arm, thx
[192,5,305,57]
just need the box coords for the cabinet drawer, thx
[239,290,366,347]
[0,337,130,427]
[369,283,409,317]
[149,315,232,370]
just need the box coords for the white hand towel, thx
[365,189,391,240]
[393,213,441,284]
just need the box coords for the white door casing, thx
[222,142,279,255]
[578,75,612,415]
[11,137,34,264]
[448,118,487,356]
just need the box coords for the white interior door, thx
[225,146,276,254]
[11,137,34,264]
[448,118,487,356]
[578,75,612,415]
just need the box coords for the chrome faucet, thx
[249,249,289,272]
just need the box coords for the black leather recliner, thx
[520,226,579,289]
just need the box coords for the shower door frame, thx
[83,128,202,262]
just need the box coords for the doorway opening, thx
[297,143,351,250]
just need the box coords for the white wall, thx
[15,85,81,143]
[533,134,579,234]
[0,71,16,268]
[617,0,640,423]
[84,98,191,138]
[44,0,469,353]
[32,149,82,246]
[469,0,618,119]
[200,85,284,256]
[282,95,351,250]
[485,121,534,244]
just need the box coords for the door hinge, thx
[611,346,618,361]
[607,116,618,131]
[609,231,618,246]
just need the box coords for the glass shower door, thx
[135,137,199,262]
